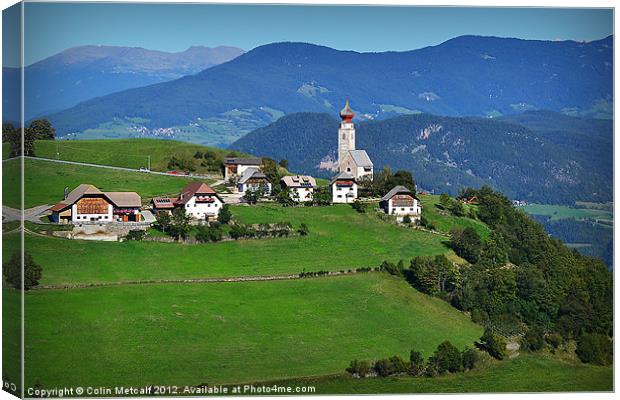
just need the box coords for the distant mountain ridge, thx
[2,44,244,121]
[231,110,612,205]
[43,35,612,143]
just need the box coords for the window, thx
[410,208,414,211]
[401,208,405,211]
[215,204,218,207]
[337,195,342,198]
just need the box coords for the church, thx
[337,100,373,180]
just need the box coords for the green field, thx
[267,353,612,394]
[8,204,449,286]
[521,203,613,223]
[3,158,214,209]
[25,139,245,173]
[23,274,482,388]
[418,195,490,239]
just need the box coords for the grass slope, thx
[11,205,449,285]
[268,353,612,394]
[24,274,482,388]
[3,158,214,209]
[32,139,244,172]
[3,139,246,172]
[419,195,490,239]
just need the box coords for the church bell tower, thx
[338,99,356,168]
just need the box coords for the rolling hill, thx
[231,111,612,205]
[2,44,243,122]
[44,35,612,145]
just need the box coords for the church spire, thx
[339,99,355,122]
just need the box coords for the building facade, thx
[281,175,317,203]
[152,182,223,222]
[49,184,142,224]
[380,185,422,221]
[330,172,357,203]
[237,167,272,195]
[223,157,263,181]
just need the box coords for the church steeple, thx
[338,99,356,171]
[339,99,355,122]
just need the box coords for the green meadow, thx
[269,353,612,394]
[521,203,613,223]
[23,274,482,388]
[9,204,449,286]
[418,195,490,239]
[3,158,214,209]
[3,139,245,173]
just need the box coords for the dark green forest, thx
[232,111,612,205]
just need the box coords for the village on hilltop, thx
[47,101,423,240]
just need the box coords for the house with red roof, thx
[151,182,223,222]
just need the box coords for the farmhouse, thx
[223,157,262,181]
[330,171,357,203]
[338,100,373,180]
[237,167,272,195]
[152,182,223,221]
[380,185,422,221]
[49,184,142,224]
[281,175,317,202]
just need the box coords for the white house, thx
[223,157,262,181]
[380,185,422,221]
[337,100,373,180]
[237,167,272,195]
[330,171,357,203]
[281,175,317,203]
[152,182,223,222]
[49,184,142,224]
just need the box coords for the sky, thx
[2,2,614,67]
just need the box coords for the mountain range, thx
[42,35,613,145]
[231,110,612,205]
[2,45,244,122]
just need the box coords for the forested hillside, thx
[231,111,612,205]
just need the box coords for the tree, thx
[439,193,451,208]
[575,333,612,365]
[432,341,462,374]
[155,211,172,233]
[170,208,191,242]
[351,199,367,213]
[450,227,482,263]
[196,224,223,242]
[261,157,281,184]
[480,328,507,360]
[243,187,264,205]
[523,327,544,352]
[461,348,479,370]
[409,350,425,376]
[389,170,416,193]
[276,187,294,206]
[408,255,458,295]
[3,123,21,157]
[217,204,232,225]
[373,359,393,377]
[298,223,309,236]
[3,252,42,290]
[125,230,146,241]
[27,119,55,140]
[311,187,331,206]
[278,159,288,169]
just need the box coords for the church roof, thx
[347,150,373,167]
[339,99,355,121]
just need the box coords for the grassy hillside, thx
[8,204,450,285]
[2,158,215,208]
[419,194,490,239]
[265,353,612,393]
[23,274,482,388]
[29,139,244,173]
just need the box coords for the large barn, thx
[49,184,142,224]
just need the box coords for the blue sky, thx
[5,3,614,66]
